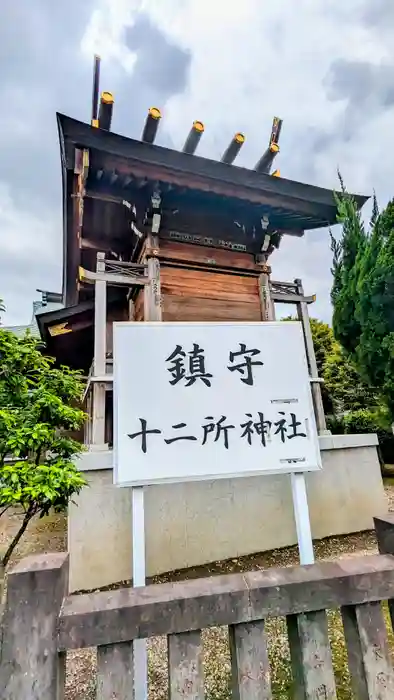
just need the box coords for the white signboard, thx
[113,321,321,487]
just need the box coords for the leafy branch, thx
[0,327,87,571]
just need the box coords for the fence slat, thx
[0,553,68,700]
[168,630,204,700]
[287,610,337,699]
[374,515,394,631]
[96,642,134,699]
[229,620,272,700]
[342,602,394,699]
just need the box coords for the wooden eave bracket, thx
[78,266,146,287]
[74,147,90,181]
[145,246,159,258]
[270,292,316,304]
[257,263,272,275]
[142,233,160,260]
[48,322,72,337]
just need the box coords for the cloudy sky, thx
[1,0,394,325]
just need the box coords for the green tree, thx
[308,318,337,414]
[309,318,335,377]
[283,316,375,415]
[323,341,379,414]
[331,175,367,354]
[0,328,87,570]
[332,179,394,416]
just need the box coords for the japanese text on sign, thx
[128,412,307,453]
[165,342,264,387]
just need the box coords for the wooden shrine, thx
[37,56,368,446]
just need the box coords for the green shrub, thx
[0,327,87,569]
[327,409,380,435]
[327,409,394,466]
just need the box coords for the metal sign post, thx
[131,487,147,700]
[291,472,314,565]
[260,269,316,566]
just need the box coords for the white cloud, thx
[87,0,390,168]
[0,183,61,325]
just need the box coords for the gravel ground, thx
[0,509,67,562]
[2,480,394,699]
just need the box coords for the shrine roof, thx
[58,112,367,220]
[58,112,368,306]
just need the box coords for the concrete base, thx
[68,434,386,592]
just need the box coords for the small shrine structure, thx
[37,57,385,592]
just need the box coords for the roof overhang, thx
[37,301,95,372]
[58,113,368,216]
[57,113,369,306]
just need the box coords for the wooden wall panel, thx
[163,295,261,322]
[106,306,128,354]
[161,264,261,322]
[131,246,262,324]
[159,240,259,271]
[134,290,145,322]
[161,267,259,304]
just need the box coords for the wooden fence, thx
[2,515,394,699]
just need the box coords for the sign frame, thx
[113,321,322,488]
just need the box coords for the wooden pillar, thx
[229,620,272,700]
[168,631,204,700]
[128,297,135,321]
[258,262,275,321]
[294,278,328,435]
[0,553,69,699]
[84,389,93,445]
[91,251,107,445]
[374,514,394,632]
[144,235,162,322]
[96,642,134,699]
[287,610,337,698]
[341,602,394,699]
